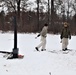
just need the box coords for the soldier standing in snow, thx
[60,22,71,51]
[35,23,48,51]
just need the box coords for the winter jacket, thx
[37,26,48,38]
[60,27,71,39]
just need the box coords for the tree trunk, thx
[37,0,39,31]
[48,0,50,25]
[67,0,70,22]
[51,0,54,32]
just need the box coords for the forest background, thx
[0,0,76,34]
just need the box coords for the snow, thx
[0,32,76,75]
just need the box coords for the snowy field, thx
[0,32,76,75]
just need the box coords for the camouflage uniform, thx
[60,26,71,51]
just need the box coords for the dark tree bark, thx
[48,0,50,25]
[37,0,39,31]
[51,0,54,31]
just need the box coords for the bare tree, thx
[51,0,54,31]
[0,0,29,26]
[37,0,39,31]
[48,0,50,25]
[0,10,5,31]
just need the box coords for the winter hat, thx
[64,22,68,26]
[44,23,48,26]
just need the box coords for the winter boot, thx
[41,49,44,51]
[41,49,46,51]
[65,48,68,50]
[35,47,39,51]
[62,49,66,51]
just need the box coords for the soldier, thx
[35,23,48,51]
[60,22,71,51]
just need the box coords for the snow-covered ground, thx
[0,32,76,75]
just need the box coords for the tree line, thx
[0,0,76,34]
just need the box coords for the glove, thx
[35,34,40,39]
[37,34,40,37]
[69,36,71,40]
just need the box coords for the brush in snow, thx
[3,53,13,58]
[7,54,24,59]
[0,51,24,59]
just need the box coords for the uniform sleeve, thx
[60,29,63,39]
[68,30,71,39]
[40,27,45,37]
